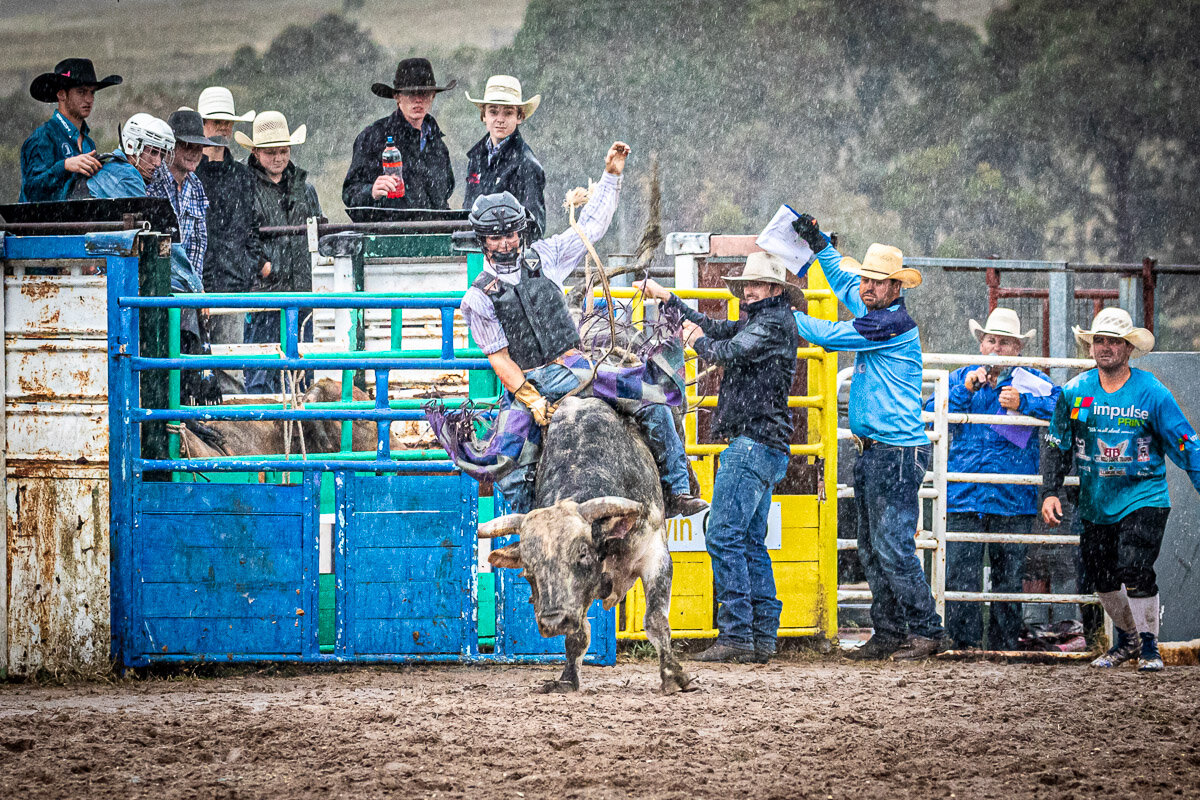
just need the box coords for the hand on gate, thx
[1041,496,1063,527]
[633,278,672,302]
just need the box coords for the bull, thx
[478,396,693,694]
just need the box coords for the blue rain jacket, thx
[926,365,1061,516]
[1047,367,1200,524]
[792,244,928,446]
[87,150,147,199]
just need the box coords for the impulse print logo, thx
[1070,396,1094,421]
[1179,433,1198,452]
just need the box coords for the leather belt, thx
[853,435,878,453]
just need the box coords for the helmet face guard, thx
[469,191,532,273]
[121,113,176,177]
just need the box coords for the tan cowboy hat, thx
[234,111,306,149]
[1073,307,1155,358]
[197,86,255,122]
[723,251,806,307]
[969,307,1035,342]
[465,75,541,119]
[839,243,922,289]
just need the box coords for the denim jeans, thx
[853,443,945,641]
[945,512,1031,650]
[706,436,790,651]
[244,309,314,394]
[494,363,690,514]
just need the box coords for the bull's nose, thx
[538,610,572,635]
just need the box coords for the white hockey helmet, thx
[120,113,175,162]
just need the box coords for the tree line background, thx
[1,0,1196,349]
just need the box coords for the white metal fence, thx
[836,352,1098,627]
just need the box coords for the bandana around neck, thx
[851,297,917,342]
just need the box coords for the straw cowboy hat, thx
[234,111,306,150]
[465,75,541,119]
[197,86,255,122]
[723,251,807,307]
[839,243,922,289]
[30,57,122,103]
[1073,307,1155,358]
[969,307,1036,343]
[371,57,456,98]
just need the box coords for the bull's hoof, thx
[534,679,578,694]
[658,671,696,695]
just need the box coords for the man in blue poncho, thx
[1042,308,1200,672]
[791,213,949,660]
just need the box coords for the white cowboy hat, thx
[234,110,306,150]
[1073,307,1155,358]
[465,75,541,119]
[723,251,806,308]
[838,243,922,289]
[969,307,1036,342]
[197,86,255,122]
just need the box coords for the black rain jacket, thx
[247,156,321,293]
[195,149,269,293]
[341,109,453,215]
[463,127,546,240]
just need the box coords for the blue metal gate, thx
[104,229,614,667]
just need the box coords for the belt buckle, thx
[853,435,865,454]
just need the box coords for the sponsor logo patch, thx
[1096,438,1132,463]
[1070,396,1093,421]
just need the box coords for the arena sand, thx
[1,656,1196,798]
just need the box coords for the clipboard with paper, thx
[989,367,1053,448]
[755,204,815,276]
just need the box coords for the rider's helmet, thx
[120,113,175,173]
[468,191,533,273]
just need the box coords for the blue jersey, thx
[1047,368,1200,524]
[793,244,928,446]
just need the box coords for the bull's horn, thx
[477,513,526,539]
[577,496,643,522]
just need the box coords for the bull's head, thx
[478,497,643,637]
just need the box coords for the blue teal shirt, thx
[927,365,1061,515]
[19,111,96,202]
[1047,368,1200,524]
[86,149,147,199]
[792,245,928,447]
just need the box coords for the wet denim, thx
[495,363,690,514]
[945,512,1031,649]
[706,436,790,651]
[853,443,945,641]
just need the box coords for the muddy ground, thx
[1,655,1197,799]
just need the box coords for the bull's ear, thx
[488,543,524,569]
[592,511,639,542]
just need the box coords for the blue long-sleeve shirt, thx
[86,149,147,199]
[19,111,95,202]
[792,244,928,447]
[1046,367,1200,524]
[926,365,1061,515]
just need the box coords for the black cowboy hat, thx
[30,58,122,103]
[167,109,221,146]
[371,57,456,99]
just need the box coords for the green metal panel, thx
[363,233,456,259]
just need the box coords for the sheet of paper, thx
[755,204,814,276]
[988,367,1052,448]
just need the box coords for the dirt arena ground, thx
[1,655,1197,799]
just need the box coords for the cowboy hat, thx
[30,58,122,103]
[838,243,922,289]
[234,111,306,149]
[969,307,1036,342]
[197,86,255,122]
[465,75,541,119]
[167,109,221,146]
[723,251,807,308]
[1072,307,1155,358]
[371,57,456,98]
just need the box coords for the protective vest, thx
[473,254,581,371]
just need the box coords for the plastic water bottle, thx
[381,136,405,199]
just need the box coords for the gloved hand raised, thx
[791,213,829,252]
[514,381,552,427]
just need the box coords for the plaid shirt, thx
[148,165,209,283]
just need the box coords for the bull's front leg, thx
[536,617,589,694]
[643,548,693,694]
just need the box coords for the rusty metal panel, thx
[4,276,107,338]
[5,339,107,401]
[5,403,108,463]
[6,475,110,676]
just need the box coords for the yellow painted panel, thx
[775,561,820,630]
[669,554,714,633]
[776,494,820,561]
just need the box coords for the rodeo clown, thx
[452,141,706,517]
[1041,308,1200,672]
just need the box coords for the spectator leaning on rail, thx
[463,75,547,240]
[342,58,455,215]
[195,87,271,395]
[925,308,1060,651]
[635,253,801,664]
[86,113,174,199]
[459,142,705,518]
[1041,308,1200,672]
[791,214,949,660]
[237,112,322,395]
[19,58,122,202]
